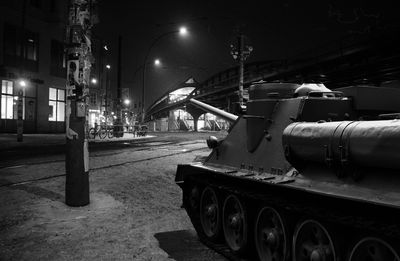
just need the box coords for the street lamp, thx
[179,26,188,36]
[105,64,111,122]
[154,59,161,66]
[19,80,27,87]
[91,78,97,84]
[141,26,188,123]
[17,79,28,142]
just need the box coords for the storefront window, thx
[49,87,65,122]
[1,80,15,119]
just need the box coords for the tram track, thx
[0,146,208,188]
[0,139,204,170]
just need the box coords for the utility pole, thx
[105,65,110,123]
[65,0,97,207]
[230,33,253,107]
[114,35,123,137]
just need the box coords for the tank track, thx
[182,172,400,260]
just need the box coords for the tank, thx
[175,82,400,261]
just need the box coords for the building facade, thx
[0,0,88,133]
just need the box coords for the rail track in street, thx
[0,143,207,188]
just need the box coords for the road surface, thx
[0,132,228,260]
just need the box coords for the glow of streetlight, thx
[106,64,111,69]
[179,26,188,36]
[123,99,130,105]
[19,80,27,87]
[91,78,97,84]
[141,26,189,123]
[154,59,161,66]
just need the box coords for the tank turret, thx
[176,82,400,261]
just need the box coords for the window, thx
[1,80,14,119]
[3,23,39,70]
[50,40,66,77]
[25,31,38,61]
[1,80,24,120]
[13,28,38,61]
[49,88,65,122]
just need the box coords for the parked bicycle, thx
[88,124,113,139]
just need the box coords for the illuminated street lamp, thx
[91,78,97,84]
[19,80,27,87]
[123,99,130,106]
[104,64,111,119]
[141,26,189,123]
[154,59,161,66]
[179,26,188,36]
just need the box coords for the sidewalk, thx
[0,132,154,151]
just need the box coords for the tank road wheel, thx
[200,187,221,241]
[255,207,288,261]
[223,195,248,254]
[189,186,200,211]
[349,237,400,261]
[293,220,336,261]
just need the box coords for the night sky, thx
[94,0,398,109]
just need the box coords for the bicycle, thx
[88,124,107,139]
[106,125,114,139]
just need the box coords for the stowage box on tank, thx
[176,82,400,261]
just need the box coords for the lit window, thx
[1,80,17,119]
[49,87,65,122]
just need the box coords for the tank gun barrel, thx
[190,98,238,123]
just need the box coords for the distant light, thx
[111,112,114,115]
[103,45,109,51]
[91,78,97,84]
[154,59,161,66]
[19,80,27,87]
[28,38,34,43]
[113,116,117,119]
[179,26,188,36]
[124,99,130,105]
[106,64,111,69]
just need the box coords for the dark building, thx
[0,0,68,133]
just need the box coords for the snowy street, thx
[0,132,227,260]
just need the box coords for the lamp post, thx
[141,26,188,123]
[16,79,27,142]
[105,64,111,123]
